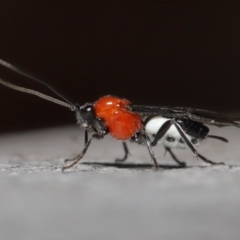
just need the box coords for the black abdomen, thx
[176,119,209,139]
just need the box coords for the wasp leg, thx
[149,119,186,166]
[85,130,88,144]
[115,142,130,162]
[207,135,228,143]
[197,153,225,165]
[64,130,89,164]
[142,131,159,169]
[62,133,104,171]
[62,137,93,171]
[151,120,173,146]
[164,147,186,167]
[172,120,225,165]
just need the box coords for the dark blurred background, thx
[0,1,240,132]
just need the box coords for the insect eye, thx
[85,107,92,112]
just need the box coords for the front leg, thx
[62,133,105,172]
[64,130,89,164]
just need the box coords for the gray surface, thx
[0,125,240,240]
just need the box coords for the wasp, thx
[0,59,239,171]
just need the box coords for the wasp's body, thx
[0,58,239,171]
[144,116,207,149]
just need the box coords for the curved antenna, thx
[0,78,73,109]
[0,59,75,107]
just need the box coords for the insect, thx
[0,59,240,171]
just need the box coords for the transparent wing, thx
[130,105,240,127]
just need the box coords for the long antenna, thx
[0,59,75,108]
[0,78,72,109]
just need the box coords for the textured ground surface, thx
[0,125,240,240]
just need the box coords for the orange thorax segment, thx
[94,96,142,140]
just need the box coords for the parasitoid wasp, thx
[0,58,240,171]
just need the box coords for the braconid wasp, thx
[0,58,240,171]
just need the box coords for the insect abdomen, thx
[176,119,209,139]
[145,116,203,149]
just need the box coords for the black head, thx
[75,103,96,127]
